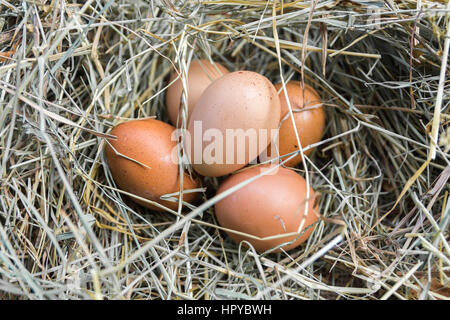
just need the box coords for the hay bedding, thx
[0,0,449,300]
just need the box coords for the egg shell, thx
[412,277,450,299]
[105,118,199,211]
[267,81,325,167]
[166,59,230,127]
[215,165,318,252]
[187,71,281,177]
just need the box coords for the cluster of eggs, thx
[105,59,325,253]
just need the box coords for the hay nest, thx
[0,0,449,300]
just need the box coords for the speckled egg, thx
[187,71,281,177]
[268,81,325,167]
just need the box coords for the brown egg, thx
[166,59,230,127]
[215,165,318,252]
[105,118,200,211]
[411,275,450,299]
[266,81,325,167]
[187,71,281,177]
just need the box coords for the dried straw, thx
[0,0,449,300]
